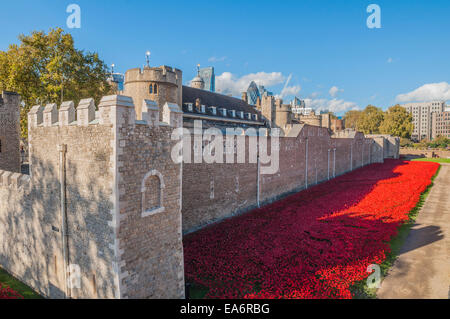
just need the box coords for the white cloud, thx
[304,98,360,113]
[208,56,227,62]
[279,85,302,99]
[276,74,301,99]
[396,82,450,103]
[215,71,286,96]
[329,86,343,97]
[387,57,393,63]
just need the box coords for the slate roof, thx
[182,86,261,120]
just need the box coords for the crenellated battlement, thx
[0,170,30,189]
[123,66,183,120]
[0,91,21,173]
[0,91,20,107]
[124,66,182,86]
[27,95,183,130]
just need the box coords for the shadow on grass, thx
[350,165,442,299]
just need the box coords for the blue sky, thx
[0,0,449,114]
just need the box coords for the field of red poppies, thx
[0,284,23,299]
[184,159,440,299]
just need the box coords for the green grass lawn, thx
[410,158,450,163]
[0,267,42,299]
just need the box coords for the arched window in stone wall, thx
[149,84,153,94]
[141,169,165,217]
[154,84,158,95]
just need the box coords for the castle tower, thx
[0,91,21,173]
[274,102,292,129]
[123,65,182,120]
[260,95,275,127]
[190,64,205,90]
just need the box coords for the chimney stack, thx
[241,92,248,103]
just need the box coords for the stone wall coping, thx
[0,169,30,189]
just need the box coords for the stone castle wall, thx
[0,91,397,299]
[400,148,450,159]
[113,99,185,299]
[182,125,382,234]
[0,99,117,298]
[366,135,400,159]
[0,96,185,299]
[0,91,21,173]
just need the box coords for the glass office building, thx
[109,73,125,91]
[247,81,260,105]
[246,81,274,105]
[199,67,215,92]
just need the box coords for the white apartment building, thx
[401,101,445,141]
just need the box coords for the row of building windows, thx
[184,103,259,121]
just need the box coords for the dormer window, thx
[220,108,227,116]
[228,110,236,117]
[185,103,193,112]
[201,105,206,113]
[238,111,244,119]
[252,114,258,121]
[246,113,252,120]
[209,106,217,115]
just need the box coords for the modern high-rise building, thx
[108,73,125,92]
[290,97,312,115]
[258,85,273,98]
[199,67,215,92]
[246,81,273,105]
[401,101,445,141]
[247,81,260,105]
[432,111,450,139]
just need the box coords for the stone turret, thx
[259,95,275,126]
[0,91,21,173]
[123,66,183,120]
[190,64,205,90]
[275,103,292,129]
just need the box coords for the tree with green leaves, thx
[0,28,112,138]
[343,110,363,130]
[357,105,384,134]
[428,135,450,149]
[379,105,413,138]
